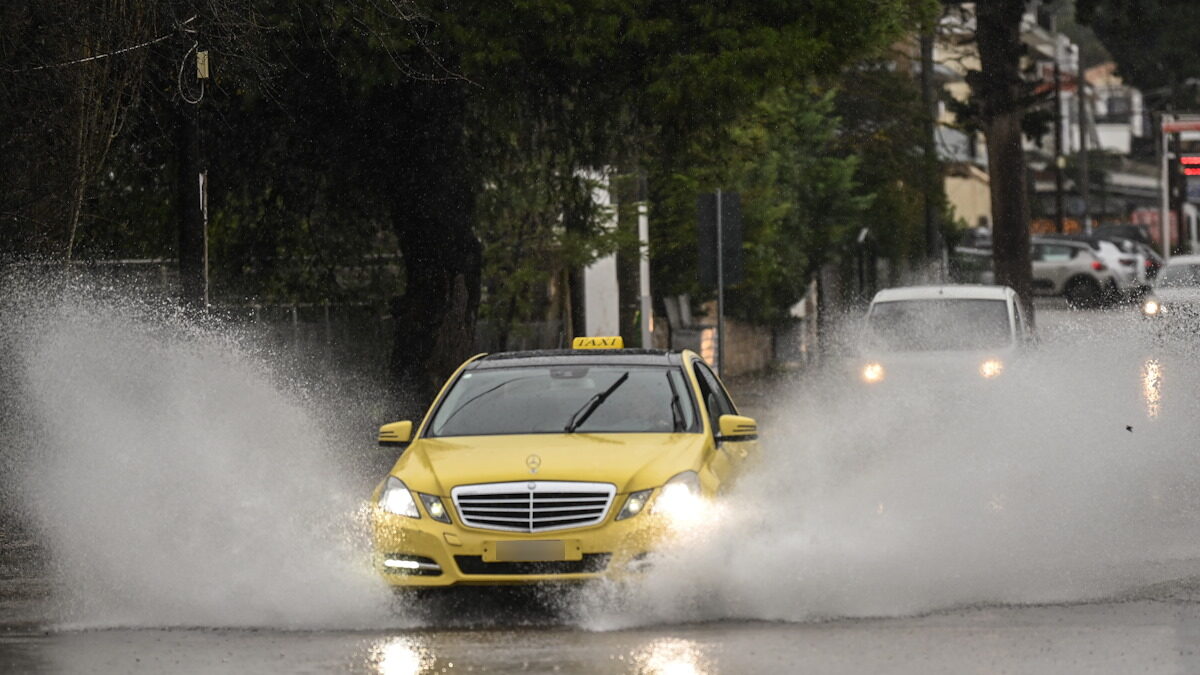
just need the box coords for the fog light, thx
[382,556,442,574]
[617,489,652,520]
[861,362,885,383]
[418,493,451,523]
[1143,299,1161,316]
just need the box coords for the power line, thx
[7,16,196,73]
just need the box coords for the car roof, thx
[871,285,1014,303]
[469,349,684,370]
[1163,254,1200,266]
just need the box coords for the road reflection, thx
[1142,358,1162,419]
[631,637,711,674]
[371,636,433,675]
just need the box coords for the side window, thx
[1040,245,1074,262]
[693,360,736,428]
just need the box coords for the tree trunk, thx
[975,0,1035,325]
[388,81,482,412]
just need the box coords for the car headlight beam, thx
[1143,298,1161,316]
[379,477,420,518]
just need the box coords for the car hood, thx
[1152,287,1200,304]
[390,433,708,495]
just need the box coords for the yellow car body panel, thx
[369,348,757,587]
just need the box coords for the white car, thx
[857,285,1033,385]
[1030,237,1122,307]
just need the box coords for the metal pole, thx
[1053,53,1065,234]
[920,31,939,263]
[1078,67,1090,233]
[716,188,724,376]
[1161,113,1172,260]
[637,202,653,349]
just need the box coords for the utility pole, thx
[176,6,209,308]
[715,188,725,376]
[1078,56,1091,233]
[1053,42,1066,234]
[637,201,652,350]
[1160,113,1172,260]
[920,30,941,267]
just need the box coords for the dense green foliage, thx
[3,0,941,380]
[1077,0,1200,108]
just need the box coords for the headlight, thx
[861,362,885,383]
[379,477,420,518]
[419,493,451,523]
[616,489,653,520]
[1143,298,1161,316]
[979,358,1003,379]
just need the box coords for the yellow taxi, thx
[370,337,758,587]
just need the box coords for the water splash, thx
[1,271,405,629]
[574,311,1200,629]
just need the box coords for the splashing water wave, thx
[6,273,1200,632]
[2,274,405,629]
[574,313,1200,629]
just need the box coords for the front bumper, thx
[371,508,670,587]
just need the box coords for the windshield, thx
[426,365,699,437]
[866,299,1013,352]
[1157,263,1200,288]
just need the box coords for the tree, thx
[1077,0,1200,109]
[973,0,1035,322]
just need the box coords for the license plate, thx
[484,540,582,562]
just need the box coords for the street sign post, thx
[698,190,742,375]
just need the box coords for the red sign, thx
[1162,120,1200,133]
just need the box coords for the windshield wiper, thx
[564,371,629,433]
[434,375,538,432]
[665,371,685,432]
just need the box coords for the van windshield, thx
[866,299,1013,352]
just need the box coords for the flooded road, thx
[4,293,1200,673]
[6,600,1200,673]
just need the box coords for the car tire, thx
[1065,276,1101,309]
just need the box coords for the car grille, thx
[451,481,616,533]
[454,554,611,576]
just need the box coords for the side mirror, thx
[716,414,757,441]
[378,420,414,447]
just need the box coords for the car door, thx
[1033,243,1076,294]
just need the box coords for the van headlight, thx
[379,477,420,518]
[861,362,885,383]
[979,358,1004,379]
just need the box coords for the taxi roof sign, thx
[572,336,624,349]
